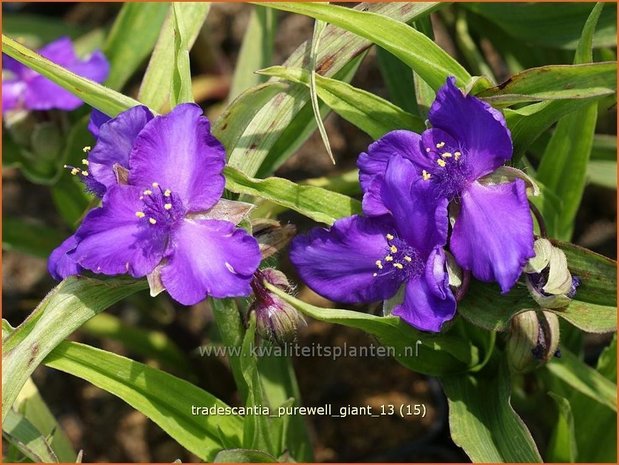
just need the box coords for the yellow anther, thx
[404,256,412,262]
[152,182,159,188]
[454,151,461,160]
[149,218,157,225]
[393,263,404,269]
[436,141,445,149]
[385,255,394,262]
[390,245,398,253]
[81,170,89,176]
[164,189,172,197]
[164,203,173,210]
[422,170,432,181]
[386,233,394,240]
[442,152,452,158]
[135,211,145,218]
[437,159,447,167]
[143,189,152,195]
[82,146,91,153]
[375,260,383,269]
[70,168,80,176]
[81,158,89,165]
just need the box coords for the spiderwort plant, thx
[2,36,109,113]
[290,155,456,332]
[359,77,535,293]
[49,104,262,305]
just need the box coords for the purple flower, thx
[290,155,455,332]
[49,103,261,305]
[2,37,109,113]
[358,77,534,293]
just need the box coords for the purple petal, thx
[357,130,427,216]
[37,37,78,64]
[48,235,82,280]
[451,179,535,293]
[2,80,26,112]
[129,103,226,212]
[392,252,456,332]
[70,185,168,278]
[160,219,261,305]
[381,155,448,257]
[2,54,25,75]
[87,109,111,138]
[88,105,154,191]
[289,215,404,304]
[429,77,512,179]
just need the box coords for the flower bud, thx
[250,269,305,345]
[507,310,560,373]
[524,238,579,309]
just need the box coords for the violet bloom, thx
[2,37,109,113]
[359,77,534,293]
[290,155,455,332]
[48,104,261,305]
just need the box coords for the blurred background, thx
[3,2,616,462]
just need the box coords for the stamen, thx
[149,218,157,225]
[437,159,447,167]
[143,189,152,195]
[393,263,404,269]
[422,170,432,181]
[375,260,383,269]
[386,233,394,240]
[454,151,461,160]
[152,182,159,188]
[164,203,173,210]
[441,152,452,158]
[425,147,431,153]
[81,158,89,165]
[404,256,412,262]
[385,255,394,262]
[81,170,89,176]
[70,168,80,176]
[135,211,145,218]
[372,272,378,277]
[390,245,398,253]
[164,189,172,197]
[436,141,445,149]
[82,146,91,153]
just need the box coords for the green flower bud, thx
[507,310,561,373]
[250,269,305,345]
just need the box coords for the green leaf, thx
[224,166,361,225]
[463,3,617,50]
[3,409,58,463]
[81,313,191,373]
[170,3,196,106]
[44,341,244,460]
[214,448,278,463]
[2,34,140,117]
[477,62,616,106]
[546,348,616,412]
[2,277,147,421]
[138,3,211,111]
[216,2,442,177]
[441,361,542,462]
[546,393,577,463]
[588,160,617,189]
[457,241,616,333]
[102,2,169,90]
[376,47,417,114]
[258,66,425,138]
[265,283,477,377]
[256,1,469,91]
[229,6,276,102]
[2,217,66,258]
[535,4,605,240]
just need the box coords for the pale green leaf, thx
[3,409,59,463]
[547,393,577,463]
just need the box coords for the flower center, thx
[373,234,423,281]
[422,140,472,200]
[135,182,185,228]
